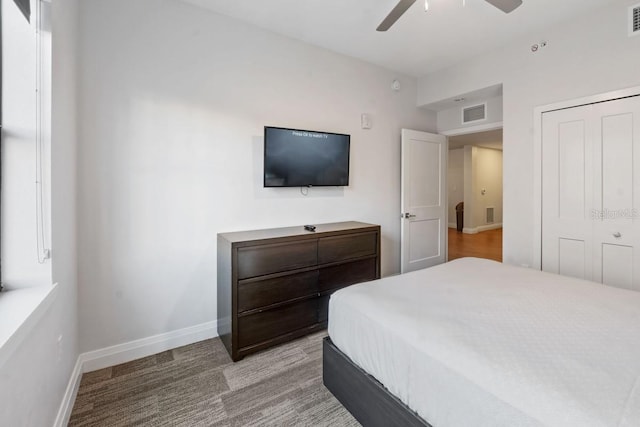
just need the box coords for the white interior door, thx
[401,129,447,273]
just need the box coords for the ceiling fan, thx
[377,0,523,31]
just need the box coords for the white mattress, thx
[328,258,640,427]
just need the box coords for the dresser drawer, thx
[318,232,377,264]
[237,240,318,279]
[238,299,318,348]
[238,270,319,313]
[318,295,330,324]
[318,257,378,292]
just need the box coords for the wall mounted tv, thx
[263,126,350,187]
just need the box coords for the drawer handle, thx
[613,232,622,238]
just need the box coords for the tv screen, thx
[263,126,350,187]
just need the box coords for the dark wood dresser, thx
[217,221,381,361]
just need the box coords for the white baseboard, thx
[54,320,218,426]
[54,357,83,427]
[477,223,503,232]
[463,223,502,234]
[448,222,457,229]
[82,320,218,373]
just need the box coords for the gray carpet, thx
[68,332,359,426]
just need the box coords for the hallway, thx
[448,228,502,262]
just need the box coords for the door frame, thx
[439,122,503,137]
[533,85,640,270]
[441,123,503,246]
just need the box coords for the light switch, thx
[361,113,372,130]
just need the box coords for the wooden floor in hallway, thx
[448,227,502,262]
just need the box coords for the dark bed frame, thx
[322,337,432,427]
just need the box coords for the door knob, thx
[613,232,622,238]
[403,213,416,219]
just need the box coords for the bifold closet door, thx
[591,97,640,291]
[542,104,594,281]
[542,95,640,291]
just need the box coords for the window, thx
[0,0,29,291]
[1,1,4,291]
[1,0,51,290]
[0,0,55,360]
[12,0,30,22]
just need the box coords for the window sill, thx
[0,283,59,367]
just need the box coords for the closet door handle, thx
[613,232,622,238]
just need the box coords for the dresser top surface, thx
[218,221,379,244]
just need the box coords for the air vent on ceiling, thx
[462,103,487,124]
[631,4,640,36]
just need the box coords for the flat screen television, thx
[263,126,350,187]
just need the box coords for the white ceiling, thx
[181,0,619,77]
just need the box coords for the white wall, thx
[418,0,640,266]
[0,0,80,425]
[437,95,503,133]
[447,148,464,227]
[462,146,475,231]
[472,147,503,228]
[50,0,80,420]
[459,146,503,232]
[77,0,435,353]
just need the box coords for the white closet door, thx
[542,105,595,281]
[542,95,640,291]
[591,97,640,291]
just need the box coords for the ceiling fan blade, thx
[377,0,417,32]
[484,0,523,13]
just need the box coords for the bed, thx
[323,258,640,427]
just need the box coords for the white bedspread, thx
[328,258,640,427]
